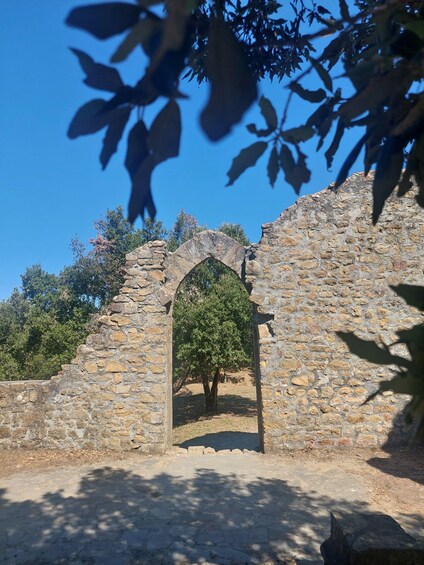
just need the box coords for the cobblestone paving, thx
[0,450,386,565]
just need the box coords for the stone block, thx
[104,361,127,373]
[321,511,424,565]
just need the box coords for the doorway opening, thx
[171,258,261,452]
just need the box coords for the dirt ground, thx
[172,378,259,447]
[0,378,423,540]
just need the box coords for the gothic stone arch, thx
[1,173,424,453]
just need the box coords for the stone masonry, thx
[1,173,424,452]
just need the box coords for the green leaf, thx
[100,106,131,169]
[267,146,279,188]
[390,284,424,311]
[289,83,326,103]
[334,133,366,189]
[67,99,109,139]
[226,142,267,186]
[372,137,404,224]
[70,48,123,93]
[148,100,181,163]
[337,332,412,368]
[200,18,257,141]
[66,3,143,39]
[282,126,315,144]
[259,96,278,131]
[311,59,333,92]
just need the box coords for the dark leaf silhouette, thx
[259,96,278,131]
[128,155,156,223]
[125,120,150,180]
[67,99,109,138]
[66,3,142,40]
[372,137,404,224]
[226,142,267,186]
[282,126,315,144]
[267,147,279,188]
[200,18,257,141]
[148,100,181,163]
[70,48,124,92]
[100,106,131,169]
[334,133,367,189]
[289,83,326,103]
[246,124,273,138]
[311,59,333,92]
[279,145,310,193]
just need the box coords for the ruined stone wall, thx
[247,173,424,451]
[0,173,423,452]
[0,381,47,447]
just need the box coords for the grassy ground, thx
[172,374,259,448]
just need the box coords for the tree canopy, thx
[0,206,166,380]
[0,206,249,383]
[67,0,424,224]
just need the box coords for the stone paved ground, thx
[0,449,423,565]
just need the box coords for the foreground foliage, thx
[67,0,424,224]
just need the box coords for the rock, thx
[321,511,424,565]
[187,446,204,455]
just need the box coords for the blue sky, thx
[0,1,362,300]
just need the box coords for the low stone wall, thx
[1,174,423,452]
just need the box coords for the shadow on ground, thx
[173,393,257,428]
[179,431,260,451]
[2,462,423,564]
[367,445,424,486]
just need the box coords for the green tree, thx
[172,222,252,412]
[167,210,205,252]
[0,206,168,381]
[173,264,253,412]
[66,1,424,224]
[63,206,167,307]
[218,223,250,247]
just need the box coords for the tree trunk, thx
[202,369,220,414]
[172,366,191,394]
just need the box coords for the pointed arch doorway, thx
[161,231,264,453]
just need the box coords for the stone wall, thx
[247,174,424,451]
[1,173,423,452]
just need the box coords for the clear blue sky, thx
[0,1,361,300]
